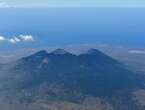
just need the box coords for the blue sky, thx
[0,8,145,49]
[0,0,145,8]
[0,1,145,51]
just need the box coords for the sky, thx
[0,0,145,8]
[0,8,145,50]
[0,1,145,51]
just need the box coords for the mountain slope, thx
[0,48,143,110]
[13,49,139,95]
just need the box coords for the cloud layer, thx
[128,50,145,54]
[0,0,145,8]
[0,35,34,44]
[0,1,10,8]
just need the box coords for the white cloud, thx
[19,35,34,41]
[8,37,21,44]
[14,37,21,42]
[9,38,17,44]
[128,50,145,54]
[0,34,34,44]
[0,36,6,41]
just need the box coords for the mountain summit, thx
[51,49,70,55]
[86,48,103,55]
